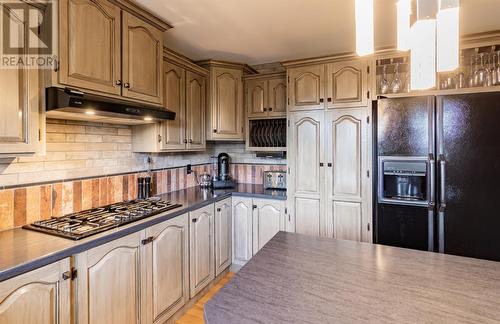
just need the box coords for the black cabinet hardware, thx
[141,236,154,245]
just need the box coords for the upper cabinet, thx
[285,58,369,111]
[132,49,208,153]
[121,12,163,104]
[245,73,286,118]
[198,60,256,141]
[55,0,169,104]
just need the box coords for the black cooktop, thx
[22,197,182,240]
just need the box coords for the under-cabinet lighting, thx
[410,19,437,90]
[437,0,459,72]
[144,117,153,121]
[397,0,411,51]
[85,110,95,115]
[355,0,374,56]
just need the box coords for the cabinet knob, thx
[327,98,332,102]
[192,218,198,223]
[213,129,217,133]
[189,139,193,143]
[252,204,257,209]
[124,82,131,89]
[319,98,324,103]
[263,108,267,112]
[319,162,324,167]
[269,107,273,111]
[184,139,187,144]
[158,135,162,143]
[217,208,221,212]
[327,163,332,167]
[116,80,122,86]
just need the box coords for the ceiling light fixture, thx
[355,0,374,56]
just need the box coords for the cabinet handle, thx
[319,163,324,167]
[116,80,122,86]
[263,108,267,112]
[269,107,273,111]
[124,82,130,89]
[62,268,77,280]
[189,139,193,143]
[158,134,162,143]
[327,98,332,102]
[252,205,257,209]
[327,163,332,167]
[54,59,60,72]
[319,98,324,103]
[141,236,154,245]
[217,208,221,212]
[184,139,187,144]
[213,129,217,133]
[192,218,198,223]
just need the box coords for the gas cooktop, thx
[23,197,182,240]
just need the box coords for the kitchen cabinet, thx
[287,108,370,242]
[286,58,369,111]
[0,2,43,156]
[55,0,169,103]
[0,258,71,324]
[132,50,208,153]
[189,204,215,298]
[58,0,121,96]
[144,213,189,323]
[215,198,232,276]
[121,12,163,104]
[198,60,256,141]
[232,197,253,266]
[75,231,146,324]
[245,73,286,118]
[252,198,286,254]
[288,111,325,237]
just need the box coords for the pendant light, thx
[355,0,374,56]
[437,0,460,72]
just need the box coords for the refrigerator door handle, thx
[429,154,436,205]
[438,154,446,253]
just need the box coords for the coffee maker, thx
[213,153,236,189]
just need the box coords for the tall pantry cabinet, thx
[285,57,372,243]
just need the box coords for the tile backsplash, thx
[0,119,286,231]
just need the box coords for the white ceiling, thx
[134,0,500,65]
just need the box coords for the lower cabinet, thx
[215,198,232,276]
[189,204,215,298]
[75,231,146,324]
[145,213,189,323]
[233,197,286,266]
[0,258,71,324]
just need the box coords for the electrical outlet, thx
[186,164,192,174]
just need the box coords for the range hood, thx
[46,87,175,125]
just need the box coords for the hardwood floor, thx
[176,272,235,324]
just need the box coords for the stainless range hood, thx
[46,87,175,125]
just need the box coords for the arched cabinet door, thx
[326,59,368,108]
[215,198,232,275]
[253,199,285,253]
[246,79,267,118]
[189,204,215,298]
[268,77,287,117]
[161,61,186,150]
[122,12,163,104]
[288,64,325,111]
[0,259,71,324]
[59,0,122,95]
[186,71,206,150]
[232,197,253,266]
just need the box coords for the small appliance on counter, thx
[196,173,213,189]
[263,170,286,190]
[212,153,236,189]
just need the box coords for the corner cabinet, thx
[189,204,215,298]
[74,231,146,324]
[198,60,256,141]
[55,0,168,104]
[0,259,71,324]
[286,58,369,111]
[245,73,286,118]
[215,198,232,276]
[132,50,208,153]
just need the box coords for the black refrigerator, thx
[375,92,500,262]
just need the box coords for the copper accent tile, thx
[13,188,27,227]
[246,165,252,183]
[51,183,63,217]
[166,170,171,193]
[251,165,256,184]
[91,179,100,208]
[82,180,93,210]
[107,176,122,204]
[62,182,73,215]
[156,171,164,195]
[26,186,41,224]
[178,168,185,190]
[129,174,136,200]
[99,178,108,206]
[171,169,178,192]
[73,181,82,213]
[40,185,52,220]
[122,176,129,201]
[0,189,14,230]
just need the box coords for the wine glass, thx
[468,55,475,87]
[379,64,389,94]
[391,62,402,93]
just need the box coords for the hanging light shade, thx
[397,0,412,51]
[437,0,460,72]
[411,19,437,90]
[355,0,374,56]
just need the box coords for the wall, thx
[0,119,286,231]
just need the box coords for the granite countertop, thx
[205,232,500,324]
[0,184,286,282]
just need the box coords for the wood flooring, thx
[176,272,235,324]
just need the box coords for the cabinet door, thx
[253,199,285,254]
[189,204,215,298]
[288,111,325,237]
[186,70,206,150]
[145,213,189,323]
[232,197,253,266]
[215,198,232,276]
[288,64,325,111]
[325,109,367,241]
[268,77,287,117]
[122,12,163,104]
[59,0,121,95]
[210,67,244,139]
[0,259,71,324]
[246,79,267,118]
[75,231,145,324]
[161,61,186,150]
[326,59,367,108]
[0,3,40,155]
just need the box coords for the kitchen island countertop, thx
[205,231,500,324]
